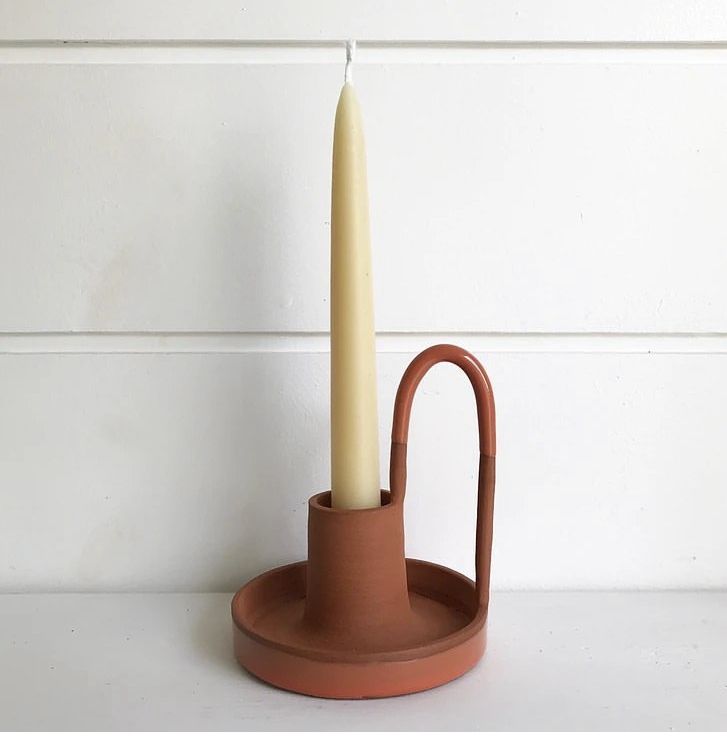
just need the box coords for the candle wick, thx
[344,40,356,84]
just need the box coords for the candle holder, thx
[231,344,496,699]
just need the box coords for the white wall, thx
[1,0,726,592]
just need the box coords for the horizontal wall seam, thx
[5,41,727,64]
[2,331,727,354]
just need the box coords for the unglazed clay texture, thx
[231,345,496,698]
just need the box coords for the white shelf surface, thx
[1,591,725,730]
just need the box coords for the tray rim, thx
[231,558,488,665]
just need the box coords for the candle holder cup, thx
[231,344,496,698]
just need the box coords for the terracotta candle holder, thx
[231,344,496,699]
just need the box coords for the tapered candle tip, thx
[344,40,356,84]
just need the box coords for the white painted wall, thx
[1,1,725,592]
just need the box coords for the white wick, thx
[344,40,356,84]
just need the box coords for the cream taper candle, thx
[330,42,381,510]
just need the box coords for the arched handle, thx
[390,344,496,608]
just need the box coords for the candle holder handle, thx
[390,344,497,608]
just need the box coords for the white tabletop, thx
[0,591,724,730]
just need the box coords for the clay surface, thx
[231,344,496,698]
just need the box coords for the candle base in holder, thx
[231,345,496,699]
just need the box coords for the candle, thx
[330,42,381,509]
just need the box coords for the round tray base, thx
[231,558,487,699]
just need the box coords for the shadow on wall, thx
[200,118,327,592]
